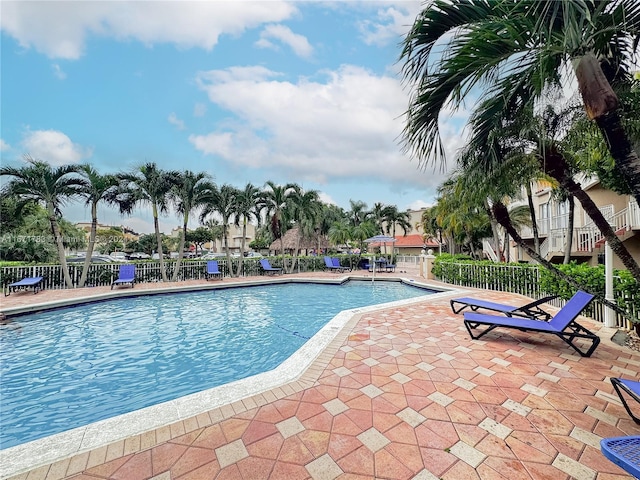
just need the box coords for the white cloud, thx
[191,64,462,191]
[1,1,297,59]
[256,24,313,58]
[21,129,92,166]
[358,3,421,47]
[406,199,431,211]
[0,139,10,151]
[168,112,186,130]
[193,102,207,117]
[318,192,337,206]
[52,64,67,80]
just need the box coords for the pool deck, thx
[1,265,639,480]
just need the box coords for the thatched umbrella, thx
[269,226,329,255]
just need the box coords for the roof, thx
[269,226,329,251]
[369,234,439,248]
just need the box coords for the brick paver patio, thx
[2,269,639,480]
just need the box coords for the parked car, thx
[244,252,263,258]
[126,252,150,260]
[66,255,122,264]
[110,251,127,261]
[200,252,227,260]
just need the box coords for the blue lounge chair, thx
[206,260,223,281]
[611,378,640,424]
[451,295,557,320]
[332,257,349,272]
[324,256,346,272]
[463,290,599,357]
[6,276,43,296]
[260,258,283,275]
[384,260,396,272]
[600,436,640,479]
[111,264,135,290]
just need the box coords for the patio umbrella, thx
[364,235,396,281]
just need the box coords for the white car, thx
[244,252,263,258]
[200,252,227,260]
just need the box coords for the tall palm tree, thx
[76,165,119,287]
[347,200,369,227]
[118,162,178,282]
[232,183,261,277]
[260,181,297,266]
[0,156,82,288]
[169,171,215,281]
[368,202,388,234]
[200,184,239,275]
[287,186,321,273]
[400,0,640,228]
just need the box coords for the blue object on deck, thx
[451,295,557,320]
[206,260,223,281]
[611,378,640,424]
[6,276,44,295]
[600,436,640,479]
[463,290,598,357]
[111,264,135,290]
[259,258,283,275]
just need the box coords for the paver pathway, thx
[3,273,639,480]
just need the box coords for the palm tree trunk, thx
[78,201,98,287]
[235,220,247,277]
[49,205,74,288]
[153,204,168,282]
[486,200,502,262]
[563,196,575,264]
[575,53,640,209]
[172,218,187,282]
[526,183,540,254]
[541,147,640,282]
[223,224,233,276]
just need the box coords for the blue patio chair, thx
[600,436,640,479]
[111,264,135,290]
[451,295,558,320]
[259,258,283,275]
[332,257,349,272]
[611,378,640,424]
[6,276,44,296]
[463,290,599,357]
[206,260,223,281]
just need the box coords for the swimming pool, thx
[0,280,436,449]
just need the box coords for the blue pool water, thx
[0,281,434,449]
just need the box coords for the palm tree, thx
[200,184,239,275]
[118,162,178,282]
[287,186,321,273]
[76,165,119,287]
[368,202,388,234]
[169,171,215,281]
[232,183,261,277]
[0,156,82,288]
[400,0,640,236]
[260,181,297,266]
[347,200,369,227]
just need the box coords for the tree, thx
[287,186,321,273]
[76,165,120,287]
[0,157,82,287]
[230,183,261,276]
[400,0,640,269]
[118,163,178,282]
[259,181,296,266]
[347,200,368,227]
[169,171,215,281]
[185,227,217,256]
[200,184,239,274]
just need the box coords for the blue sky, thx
[1,1,465,234]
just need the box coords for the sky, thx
[1,0,466,234]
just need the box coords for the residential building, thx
[500,178,640,269]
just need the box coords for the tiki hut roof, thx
[269,226,330,252]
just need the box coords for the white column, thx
[604,242,616,328]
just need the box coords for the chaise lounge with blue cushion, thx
[260,258,283,275]
[6,276,44,296]
[324,256,347,272]
[611,377,640,424]
[206,260,223,281]
[111,264,136,290]
[463,290,599,357]
[451,295,558,320]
